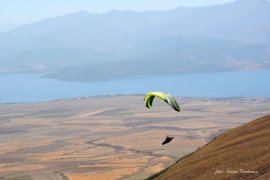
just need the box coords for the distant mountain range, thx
[43,37,270,81]
[0,0,270,80]
[0,22,20,32]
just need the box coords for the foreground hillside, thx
[153,115,270,180]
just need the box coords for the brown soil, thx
[155,115,270,180]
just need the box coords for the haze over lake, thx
[1,70,270,103]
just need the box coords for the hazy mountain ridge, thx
[0,22,20,32]
[1,0,269,50]
[0,0,270,79]
[44,37,270,81]
[0,47,119,73]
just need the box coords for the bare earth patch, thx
[0,96,270,179]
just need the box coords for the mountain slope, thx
[44,37,270,81]
[151,115,270,180]
[0,0,269,52]
[1,0,270,76]
[145,0,270,44]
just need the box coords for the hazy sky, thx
[0,0,234,24]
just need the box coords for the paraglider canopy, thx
[144,92,180,112]
[162,136,174,145]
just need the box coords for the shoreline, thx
[1,70,270,104]
[1,94,270,105]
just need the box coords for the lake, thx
[1,70,270,103]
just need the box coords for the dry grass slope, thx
[153,115,270,180]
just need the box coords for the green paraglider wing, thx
[144,92,180,112]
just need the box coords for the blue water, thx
[1,70,270,103]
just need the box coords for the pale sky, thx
[0,0,235,24]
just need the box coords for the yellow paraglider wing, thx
[144,92,180,112]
